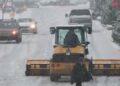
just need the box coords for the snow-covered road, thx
[0,6,119,86]
[90,20,120,59]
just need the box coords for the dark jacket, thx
[71,63,84,83]
[64,31,80,47]
[71,62,93,84]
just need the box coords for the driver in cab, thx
[64,30,80,47]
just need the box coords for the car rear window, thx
[70,18,92,24]
[70,9,90,16]
[18,19,33,22]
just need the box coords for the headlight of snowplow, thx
[30,24,36,29]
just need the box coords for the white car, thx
[67,9,92,34]
[18,18,37,34]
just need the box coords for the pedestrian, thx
[70,59,85,86]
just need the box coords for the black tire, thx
[16,38,22,43]
[88,27,92,34]
[50,75,56,81]
[33,32,37,34]
[50,75,59,81]
[25,71,30,76]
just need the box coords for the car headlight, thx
[12,30,17,35]
[30,24,36,29]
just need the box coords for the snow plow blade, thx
[25,60,50,76]
[25,59,120,76]
[92,59,120,76]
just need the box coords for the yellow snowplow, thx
[25,25,120,81]
[49,45,91,81]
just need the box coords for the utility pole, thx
[1,0,9,19]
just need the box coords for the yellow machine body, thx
[49,45,90,80]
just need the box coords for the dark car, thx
[68,9,92,34]
[112,22,120,44]
[18,18,37,34]
[0,19,22,43]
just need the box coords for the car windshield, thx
[70,9,90,16]
[18,19,33,22]
[57,27,84,45]
[0,21,17,28]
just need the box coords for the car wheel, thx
[50,75,59,81]
[16,38,22,43]
[33,31,37,34]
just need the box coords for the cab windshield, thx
[57,27,84,45]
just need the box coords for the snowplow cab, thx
[25,25,91,77]
[49,25,91,81]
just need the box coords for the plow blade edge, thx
[92,59,120,76]
[25,60,50,76]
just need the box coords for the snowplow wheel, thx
[25,71,30,76]
[50,75,59,81]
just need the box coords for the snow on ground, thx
[89,20,120,59]
[0,4,119,86]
